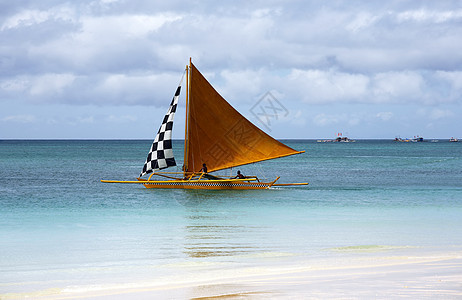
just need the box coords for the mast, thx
[183,58,191,175]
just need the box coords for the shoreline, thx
[3,253,461,299]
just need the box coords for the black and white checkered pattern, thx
[140,86,181,177]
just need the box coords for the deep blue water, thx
[1,139,461,295]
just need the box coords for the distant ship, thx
[449,137,459,142]
[394,136,424,142]
[394,137,411,142]
[334,136,355,142]
[318,133,355,143]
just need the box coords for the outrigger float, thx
[101,59,307,190]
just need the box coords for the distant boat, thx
[449,137,459,142]
[394,136,424,142]
[101,59,307,190]
[318,133,355,143]
[394,137,411,142]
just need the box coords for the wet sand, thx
[29,254,462,299]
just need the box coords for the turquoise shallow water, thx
[1,140,461,295]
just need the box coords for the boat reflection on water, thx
[179,190,267,258]
[184,223,261,258]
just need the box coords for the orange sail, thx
[184,62,303,173]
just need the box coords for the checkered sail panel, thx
[140,86,181,177]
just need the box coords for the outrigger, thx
[101,59,307,190]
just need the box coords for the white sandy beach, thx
[5,252,461,299]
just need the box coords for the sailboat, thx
[101,59,307,190]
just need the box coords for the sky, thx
[1,0,461,139]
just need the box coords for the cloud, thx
[1,1,462,138]
[29,73,75,96]
[1,71,182,105]
[105,114,137,123]
[435,71,462,98]
[288,69,369,103]
[417,107,455,120]
[2,114,37,123]
[218,69,265,101]
[346,12,380,33]
[280,69,461,105]
[1,6,75,30]
[77,116,95,124]
[313,113,339,127]
[313,110,397,128]
[372,71,424,103]
[429,109,454,120]
[312,113,361,127]
[396,9,462,23]
[376,112,393,121]
[26,13,183,73]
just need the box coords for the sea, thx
[1,139,461,298]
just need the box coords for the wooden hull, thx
[101,176,307,190]
[137,178,274,190]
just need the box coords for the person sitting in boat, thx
[200,163,207,173]
[232,170,246,179]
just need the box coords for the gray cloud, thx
[1,0,461,138]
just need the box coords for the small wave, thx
[0,288,62,299]
[328,245,417,253]
[162,261,223,268]
[236,251,295,259]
